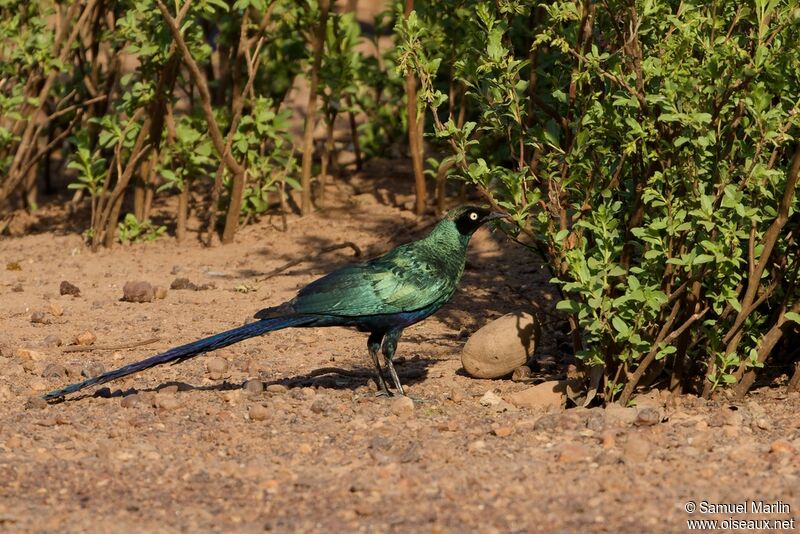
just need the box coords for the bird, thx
[43,205,505,401]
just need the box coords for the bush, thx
[401,0,800,402]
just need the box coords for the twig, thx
[63,337,161,353]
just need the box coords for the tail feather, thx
[43,315,312,401]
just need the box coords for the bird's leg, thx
[368,331,390,396]
[381,328,405,396]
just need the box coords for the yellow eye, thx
[469,212,478,221]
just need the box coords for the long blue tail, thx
[43,315,313,401]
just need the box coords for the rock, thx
[30,311,50,324]
[604,403,638,426]
[11,282,23,292]
[511,365,532,382]
[158,385,179,394]
[15,347,46,361]
[25,396,48,410]
[249,404,270,421]
[492,426,514,438]
[243,379,264,395]
[206,356,229,379]
[73,331,96,346]
[156,394,181,411]
[507,380,565,410]
[623,436,651,463]
[120,394,143,408]
[266,384,288,394]
[448,389,464,403]
[42,363,67,379]
[48,302,64,317]
[81,362,105,378]
[64,364,82,378]
[479,390,504,407]
[558,443,590,463]
[122,281,155,303]
[770,439,795,454]
[635,407,661,426]
[310,399,328,414]
[461,312,540,379]
[390,396,415,417]
[468,439,486,452]
[169,278,213,291]
[154,286,168,300]
[41,335,63,348]
[60,281,81,296]
[29,378,48,392]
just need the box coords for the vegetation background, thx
[1,0,799,403]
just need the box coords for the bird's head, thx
[445,205,507,236]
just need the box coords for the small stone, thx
[479,390,503,407]
[755,418,772,431]
[243,379,264,395]
[25,397,48,410]
[558,443,590,463]
[623,436,651,463]
[493,426,514,438]
[635,407,661,426]
[600,431,616,449]
[41,335,63,348]
[156,394,181,411]
[73,331,96,346]
[390,396,415,417]
[29,378,48,392]
[770,439,795,454]
[154,286,168,299]
[11,282,23,292]
[170,277,198,290]
[122,281,155,303]
[249,404,270,421]
[30,311,50,324]
[266,384,288,394]
[42,363,67,379]
[158,384,179,394]
[48,302,64,317]
[206,356,229,379]
[60,281,81,296]
[310,399,328,414]
[604,403,638,426]
[449,389,464,403]
[511,365,532,382]
[15,347,45,361]
[120,394,142,408]
[507,381,565,410]
[81,362,105,378]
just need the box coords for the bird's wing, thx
[288,244,458,317]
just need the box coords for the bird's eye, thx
[469,212,478,221]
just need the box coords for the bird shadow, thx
[60,358,436,402]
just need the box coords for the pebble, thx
[11,282,23,292]
[468,439,486,452]
[492,426,514,438]
[266,384,288,394]
[604,403,638,426]
[243,379,264,395]
[48,302,64,317]
[479,390,504,407]
[310,399,328,414]
[770,439,795,454]
[73,331,97,346]
[390,396,415,417]
[154,286,168,299]
[60,280,81,296]
[25,396,48,410]
[30,311,50,324]
[206,356,229,379]
[635,408,661,426]
[42,363,67,379]
[511,365,532,382]
[156,395,181,411]
[158,385,179,394]
[15,347,45,361]
[449,389,464,403]
[507,381,565,409]
[29,378,48,392]
[81,362,105,378]
[41,335,63,348]
[120,394,143,408]
[122,281,155,303]
[249,404,270,421]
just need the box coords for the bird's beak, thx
[485,212,508,222]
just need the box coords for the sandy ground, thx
[1,169,799,533]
